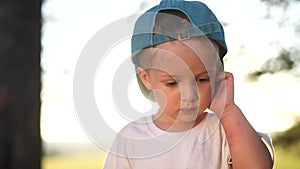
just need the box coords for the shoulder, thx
[118,116,155,138]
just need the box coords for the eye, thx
[197,77,210,83]
[166,81,178,86]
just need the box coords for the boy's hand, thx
[210,72,274,168]
[210,72,236,119]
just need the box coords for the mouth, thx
[180,107,198,113]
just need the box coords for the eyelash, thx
[165,78,209,87]
[166,81,178,86]
[197,78,210,83]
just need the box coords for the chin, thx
[176,113,199,124]
[178,111,206,124]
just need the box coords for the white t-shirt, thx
[103,113,273,169]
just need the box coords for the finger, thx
[224,72,233,81]
[212,72,226,98]
[224,72,234,86]
[224,72,234,102]
[213,72,234,102]
[212,73,222,97]
[216,71,226,80]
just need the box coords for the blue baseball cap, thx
[131,0,227,100]
[131,0,227,64]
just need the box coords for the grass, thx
[42,152,107,169]
[273,146,300,169]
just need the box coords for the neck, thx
[152,112,207,132]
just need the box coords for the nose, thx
[180,82,199,102]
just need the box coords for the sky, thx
[41,0,300,143]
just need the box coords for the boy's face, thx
[138,38,221,130]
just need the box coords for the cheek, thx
[155,89,181,108]
[153,89,165,105]
[198,85,212,106]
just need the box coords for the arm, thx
[210,72,273,169]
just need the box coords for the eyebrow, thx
[196,71,209,77]
[159,70,209,78]
[160,74,179,79]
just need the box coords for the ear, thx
[137,67,153,90]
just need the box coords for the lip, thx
[180,107,198,113]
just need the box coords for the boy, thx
[104,0,274,168]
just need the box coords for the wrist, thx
[209,102,240,120]
[220,104,244,124]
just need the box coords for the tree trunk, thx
[0,0,42,168]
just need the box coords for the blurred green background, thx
[40,0,300,168]
[1,0,299,168]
